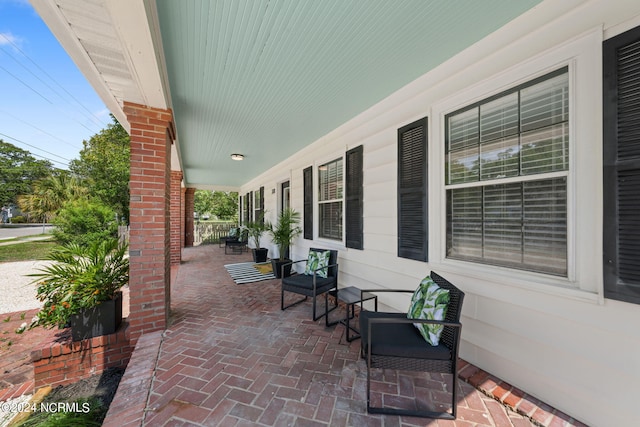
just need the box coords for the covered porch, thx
[102,243,577,426]
[31,1,640,425]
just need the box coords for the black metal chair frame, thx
[280,248,339,321]
[219,227,240,248]
[224,229,248,254]
[359,271,465,419]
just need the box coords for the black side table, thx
[326,286,378,342]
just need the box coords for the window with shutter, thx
[398,118,428,261]
[603,25,640,304]
[254,187,264,224]
[281,181,290,212]
[346,145,363,249]
[318,158,343,240]
[245,192,251,224]
[303,166,313,239]
[445,68,568,275]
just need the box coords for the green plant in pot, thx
[268,208,301,278]
[246,219,269,263]
[29,238,129,341]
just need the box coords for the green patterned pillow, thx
[229,227,238,237]
[304,250,330,278]
[407,276,450,346]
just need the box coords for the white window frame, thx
[444,68,570,276]
[317,156,344,242]
[430,29,602,300]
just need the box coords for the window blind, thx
[445,68,568,275]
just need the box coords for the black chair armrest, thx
[359,289,415,311]
[366,316,462,328]
[283,259,308,268]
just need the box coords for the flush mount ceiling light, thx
[230,153,244,161]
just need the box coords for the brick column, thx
[124,102,173,345]
[181,187,186,250]
[170,170,183,265]
[185,188,195,247]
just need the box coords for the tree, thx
[0,140,52,207]
[211,191,238,220]
[52,198,118,247]
[194,190,215,218]
[193,190,238,220]
[69,115,130,222]
[17,170,87,224]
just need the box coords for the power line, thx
[0,34,108,129]
[0,131,72,168]
[0,108,83,150]
[0,62,100,135]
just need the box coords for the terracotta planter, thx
[69,291,123,341]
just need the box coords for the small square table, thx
[326,286,378,342]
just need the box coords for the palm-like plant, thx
[268,208,302,261]
[18,172,87,226]
[30,238,128,330]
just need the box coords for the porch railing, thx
[118,225,130,244]
[119,223,235,246]
[194,222,236,245]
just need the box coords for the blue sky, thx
[0,0,109,170]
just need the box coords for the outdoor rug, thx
[224,262,276,284]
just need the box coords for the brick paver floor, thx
[104,244,587,426]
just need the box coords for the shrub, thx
[53,199,118,247]
[29,238,129,330]
[11,215,26,223]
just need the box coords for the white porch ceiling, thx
[34,0,543,189]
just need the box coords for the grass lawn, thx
[0,240,58,262]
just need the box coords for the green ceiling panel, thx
[156,0,542,188]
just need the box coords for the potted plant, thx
[246,220,269,263]
[268,208,302,278]
[29,238,129,341]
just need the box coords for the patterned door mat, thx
[224,262,275,284]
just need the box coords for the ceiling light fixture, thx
[230,153,244,161]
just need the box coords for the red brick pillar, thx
[185,188,195,247]
[124,102,173,345]
[181,187,186,250]
[170,171,183,265]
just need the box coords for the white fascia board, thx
[103,0,169,111]
[29,0,129,131]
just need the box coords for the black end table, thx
[326,286,378,342]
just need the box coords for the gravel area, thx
[0,261,49,315]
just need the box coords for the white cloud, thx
[0,32,18,46]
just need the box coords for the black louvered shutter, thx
[258,187,264,225]
[245,192,251,223]
[238,195,243,225]
[398,117,427,261]
[303,166,313,239]
[346,145,363,249]
[603,26,640,304]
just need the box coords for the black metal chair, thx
[219,227,240,248]
[224,228,248,254]
[359,271,465,419]
[281,248,339,321]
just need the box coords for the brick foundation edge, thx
[102,330,163,427]
[30,321,133,390]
